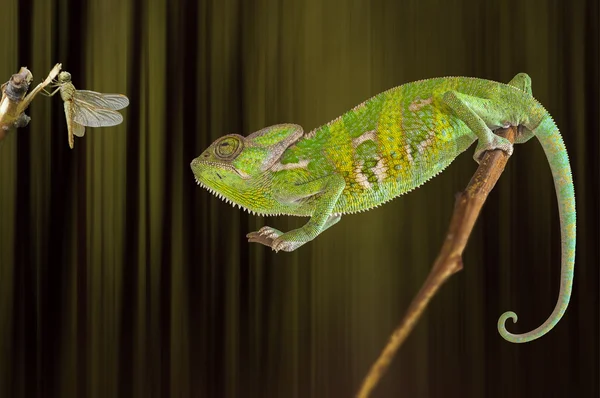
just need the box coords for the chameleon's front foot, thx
[473,134,513,163]
[247,226,306,252]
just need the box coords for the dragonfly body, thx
[57,74,76,103]
[57,76,79,148]
[50,71,129,148]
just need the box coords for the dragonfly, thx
[45,71,129,148]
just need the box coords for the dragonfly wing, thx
[73,90,129,110]
[73,121,86,137]
[71,98,124,127]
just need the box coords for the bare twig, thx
[0,63,61,142]
[356,126,518,398]
[0,67,33,139]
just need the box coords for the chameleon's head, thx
[190,134,250,191]
[190,124,303,212]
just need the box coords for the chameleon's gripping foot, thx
[473,134,514,163]
[247,226,305,252]
[247,226,284,251]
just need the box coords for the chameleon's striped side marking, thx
[394,85,458,191]
[409,96,433,112]
[353,160,372,190]
[270,159,309,171]
[321,93,388,199]
[352,130,377,147]
[498,113,576,343]
[328,116,362,194]
[377,90,412,184]
[373,158,388,182]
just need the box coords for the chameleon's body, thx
[191,74,576,343]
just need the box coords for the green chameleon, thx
[190,73,575,343]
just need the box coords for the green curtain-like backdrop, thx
[0,0,598,397]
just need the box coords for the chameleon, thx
[190,73,576,343]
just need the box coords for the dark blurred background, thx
[0,0,598,397]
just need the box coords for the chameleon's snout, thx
[190,156,204,170]
[190,157,205,186]
[190,157,202,178]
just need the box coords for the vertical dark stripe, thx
[58,0,89,397]
[160,2,178,396]
[186,0,202,392]
[15,2,36,398]
[234,1,251,396]
[119,0,144,396]
[187,1,213,395]
[180,0,203,394]
[582,0,600,396]
[143,6,153,396]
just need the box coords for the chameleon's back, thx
[282,77,494,214]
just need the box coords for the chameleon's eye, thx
[214,136,243,159]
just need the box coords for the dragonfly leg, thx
[41,86,61,96]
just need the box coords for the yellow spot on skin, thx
[326,118,356,180]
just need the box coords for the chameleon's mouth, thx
[193,176,237,206]
[192,175,284,217]
[191,158,249,179]
[193,175,256,215]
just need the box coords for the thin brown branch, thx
[356,126,518,398]
[0,63,61,142]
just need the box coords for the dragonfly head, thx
[57,71,72,84]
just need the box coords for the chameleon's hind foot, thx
[473,134,513,163]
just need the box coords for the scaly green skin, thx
[191,73,576,343]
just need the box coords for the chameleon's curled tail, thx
[497,113,576,343]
